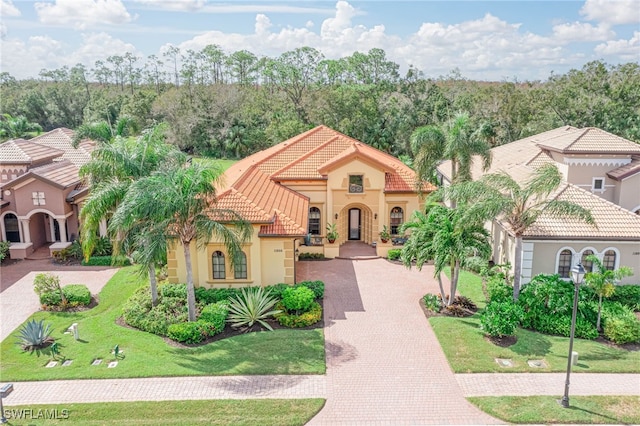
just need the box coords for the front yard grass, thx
[0,267,325,381]
[3,399,325,425]
[431,270,640,373]
[469,395,640,424]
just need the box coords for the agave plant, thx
[227,287,281,331]
[17,319,54,351]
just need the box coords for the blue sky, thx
[1,0,638,81]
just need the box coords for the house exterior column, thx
[20,218,31,243]
[0,219,5,242]
[49,215,56,241]
[56,218,68,243]
[99,219,108,237]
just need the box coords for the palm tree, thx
[410,112,492,188]
[118,162,252,321]
[443,163,595,300]
[400,202,491,306]
[73,116,138,146]
[0,114,42,140]
[584,254,633,331]
[79,124,186,260]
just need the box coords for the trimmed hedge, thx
[387,249,401,261]
[122,286,188,336]
[81,255,131,266]
[199,301,229,333]
[282,286,315,314]
[609,285,640,311]
[40,284,91,308]
[480,301,523,338]
[276,301,322,328]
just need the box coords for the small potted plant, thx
[379,225,391,243]
[326,223,338,244]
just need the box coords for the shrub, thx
[480,301,523,337]
[63,284,91,306]
[297,281,324,299]
[34,272,62,296]
[227,287,281,331]
[422,294,442,313]
[52,241,83,262]
[122,287,188,336]
[276,302,322,328]
[40,291,63,306]
[167,321,204,344]
[443,304,467,317]
[464,256,488,274]
[199,301,229,333]
[93,236,113,256]
[603,316,640,344]
[17,319,53,351]
[162,284,187,299]
[195,287,241,304]
[298,252,325,260]
[81,255,130,266]
[609,285,640,311]
[387,249,401,261]
[485,276,512,303]
[0,241,10,261]
[453,295,477,311]
[282,286,315,314]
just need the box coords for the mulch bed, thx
[40,296,99,312]
[485,335,517,347]
[116,299,325,349]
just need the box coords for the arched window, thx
[557,249,573,278]
[581,250,594,273]
[234,251,247,279]
[3,213,20,242]
[390,207,404,235]
[212,251,225,279]
[603,250,616,271]
[308,207,321,235]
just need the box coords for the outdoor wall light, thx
[335,213,338,220]
[374,213,377,219]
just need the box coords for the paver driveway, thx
[300,258,501,425]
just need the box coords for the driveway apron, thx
[302,258,501,425]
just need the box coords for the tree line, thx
[1,45,638,159]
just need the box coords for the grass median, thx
[0,267,325,381]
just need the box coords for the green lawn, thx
[0,268,325,381]
[3,399,325,425]
[193,157,237,171]
[469,396,640,424]
[431,270,640,373]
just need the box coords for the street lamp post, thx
[560,263,586,408]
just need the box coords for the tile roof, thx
[0,139,64,164]
[437,126,640,241]
[536,127,640,154]
[2,160,80,189]
[30,128,95,167]
[522,183,640,239]
[607,156,640,181]
[217,125,428,236]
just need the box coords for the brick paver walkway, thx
[302,258,501,425]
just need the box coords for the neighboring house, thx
[0,128,94,259]
[168,125,433,287]
[438,126,640,285]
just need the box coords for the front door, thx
[348,208,361,240]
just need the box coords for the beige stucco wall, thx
[615,173,640,213]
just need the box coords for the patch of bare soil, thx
[486,334,517,347]
[116,300,325,349]
[595,335,640,352]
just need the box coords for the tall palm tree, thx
[72,116,139,146]
[118,162,252,321]
[79,124,186,260]
[400,203,491,306]
[0,114,42,140]
[410,112,492,188]
[584,254,633,331]
[444,163,595,300]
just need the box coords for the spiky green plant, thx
[227,287,282,331]
[17,319,54,351]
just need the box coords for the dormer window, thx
[349,175,363,193]
[592,177,605,193]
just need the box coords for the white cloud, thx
[35,0,133,30]
[552,22,615,42]
[580,0,640,25]
[132,0,205,12]
[1,0,20,17]
[594,31,640,60]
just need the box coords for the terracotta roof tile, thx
[0,139,64,164]
[607,156,640,181]
[216,125,426,236]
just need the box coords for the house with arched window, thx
[168,125,433,287]
[0,129,94,259]
[438,126,640,286]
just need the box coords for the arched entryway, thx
[339,203,373,244]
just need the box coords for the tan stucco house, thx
[438,126,640,285]
[168,125,433,287]
[0,128,94,259]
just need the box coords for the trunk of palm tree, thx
[513,235,523,301]
[436,274,447,306]
[148,264,158,307]
[597,294,603,331]
[450,260,460,306]
[182,240,197,322]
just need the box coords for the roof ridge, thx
[271,135,340,178]
[253,125,326,169]
[565,182,640,219]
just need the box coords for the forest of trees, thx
[1,46,638,159]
